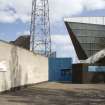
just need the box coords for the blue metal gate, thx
[49,58,72,81]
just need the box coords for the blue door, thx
[60,69,72,81]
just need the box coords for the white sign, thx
[0,61,7,72]
[88,66,105,72]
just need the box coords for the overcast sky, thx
[0,0,105,62]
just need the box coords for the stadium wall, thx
[0,40,48,92]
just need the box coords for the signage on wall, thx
[88,66,105,72]
[0,61,7,72]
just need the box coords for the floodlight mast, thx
[30,0,51,56]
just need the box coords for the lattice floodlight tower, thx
[30,0,51,56]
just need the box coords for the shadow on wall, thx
[24,72,28,88]
[9,46,22,91]
[2,72,8,91]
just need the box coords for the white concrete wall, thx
[0,40,48,92]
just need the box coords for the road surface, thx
[0,82,105,105]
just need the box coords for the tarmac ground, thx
[0,82,105,105]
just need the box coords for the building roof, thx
[64,17,105,25]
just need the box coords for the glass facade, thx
[67,22,105,59]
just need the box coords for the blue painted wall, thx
[49,58,72,81]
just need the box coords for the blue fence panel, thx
[49,58,72,81]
